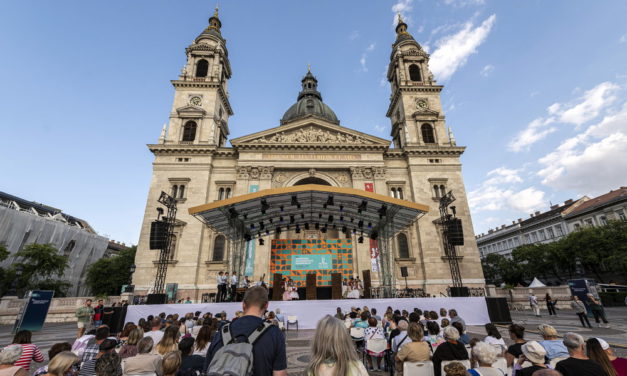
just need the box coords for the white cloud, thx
[484,167,523,185]
[348,30,359,41]
[480,64,494,77]
[379,65,389,87]
[391,0,414,26]
[441,0,485,7]
[359,43,376,72]
[366,43,375,52]
[373,124,387,134]
[507,187,546,212]
[429,14,496,82]
[508,81,620,152]
[620,34,627,43]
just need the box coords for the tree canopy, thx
[86,246,137,296]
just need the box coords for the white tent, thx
[528,277,546,288]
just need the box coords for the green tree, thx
[86,246,137,296]
[3,244,71,297]
[481,253,525,286]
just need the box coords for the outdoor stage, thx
[125,297,490,329]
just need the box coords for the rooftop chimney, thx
[564,199,573,204]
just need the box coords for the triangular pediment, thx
[176,105,206,116]
[231,119,390,149]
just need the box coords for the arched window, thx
[225,187,231,199]
[398,233,410,258]
[397,188,403,200]
[409,64,422,82]
[171,185,178,199]
[178,185,185,199]
[168,235,177,260]
[218,188,224,200]
[63,240,76,257]
[182,121,197,142]
[391,188,397,198]
[439,185,447,197]
[212,235,225,261]
[196,59,209,77]
[421,123,435,144]
[434,185,440,198]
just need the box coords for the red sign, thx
[364,182,374,192]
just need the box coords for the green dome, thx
[281,71,339,125]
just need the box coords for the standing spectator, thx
[592,337,627,376]
[81,327,110,366]
[162,352,181,376]
[545,293,557,316]
[448,309,466,332]
[538,324,569,361]
[587,293,610,328]
[571,296,592,328]
[555,332,606,376]
[121,338,162,376]
[505,324,526,367]
[45,352,79,376]
[483,323,506,355]
[76,300,95,338]
[79,339,117,376]
[94,352,121,376]
[34,343,72,376]
[306,315,368,376]
[468,342,501,376]
[118,328,143,359]
[0,345,28,376]
[364,318,385,371]
[586,338,619,376]
[11,330,44,371]
[192,326,212,356]
[432,327,469,376]
[514,341,548,376]
[93,300,105,327]
[143,318,164,344]
[154,327,180,356]
[529,293,541,317]
[203,286,287,376]
[177,338,204,375]
[395,323,430,376]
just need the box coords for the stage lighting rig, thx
[261,199,269,214]
[326,195,334,206]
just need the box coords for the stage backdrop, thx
[125,297,490,329]
[269,239,352,287]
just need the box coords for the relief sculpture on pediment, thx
[250,126,373,145]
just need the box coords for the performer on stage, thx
[243,276,251,288]
[355,277,364,298]
[342,278,349,298]
[289,278,300,300]
[347,277,360,299]
[282,277,292,301]
[216,271,226,302]
[230,273,238,302]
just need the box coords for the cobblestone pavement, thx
[1,306,625,375]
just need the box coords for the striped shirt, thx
[13,343,44,371]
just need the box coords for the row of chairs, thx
[402,357,568,376]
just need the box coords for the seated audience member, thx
[80,339,117,376]
[154,326,180,356]
[483,323,506,355]
[144,318,164,345]
[0,345,28,376]
[364,318,385,372]
[555,332,606,376]
[177,337,204,376]
[452,322,470,345]
[532,370,564,376]
[190,319,203,338]
[593,337,627,376]
[432,327,469,376]
[34,343,72,376]
[443,361,468,376]
[11,330,44,371]
[395,323,430,376]
[440,308,449,321]
[118,328,143,359]
[371,308,381,321]
[192,326,212,356]
[586,338,621,376]
[468,342,501,376]
[203,286,287,376]
[538,324,569,361]
[334,307,344,320]
[94,353,121,376]
[45,352,79,376]
[118,324,137,345]
[505,324,526,367]
[306,315,368,376]
[408,312,420,324]
[266,311,279,326]
[424,321,445,349]
[162,352,181,376]
[73,330,97,359]
[392,320,411,353]
[353,312,369,329]
[515,341,548,376]
[449,309,466,332]
[441,318,450,330]
[275,308,285,325]
[121,337,162,376]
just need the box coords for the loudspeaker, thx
[306,274,316,300]
[362,270,372,299]
[449,286,470,297]
[485,297,512,324]
[400,267,408,278]
[149,221,168,250]
[103,306,127,334]
[447,218,464,246]
[146,293,167,304]
[272,273,283,301]
[331,273,342,300]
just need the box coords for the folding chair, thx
[403,361,435,376]
[286,315,299,331]
[492,357,507,375]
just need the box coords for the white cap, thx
[595,338,610,350]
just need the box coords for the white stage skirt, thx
[125,297,490,329]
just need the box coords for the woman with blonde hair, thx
[153,326,180,356]
[118,328,143,359]
[161,352,181,376]
[306,315,369,376]
[45,352,79,376]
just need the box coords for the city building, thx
[0,191,109,296]
[563,187,627,231]
[132,11,485,298]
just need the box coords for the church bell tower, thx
[386,14,454,149]
[162,8,233,147]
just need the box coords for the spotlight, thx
[250,224,255,229]
[261,199,269,214]
[450,206,457,216]
[243,213,248,219]
[358,220,364,228]
[321,226,327,234]
[304,223,310,230]
[378,205,387,218]
[156,207,164,217]
[269,218,273,224]
[328,215,334,223]
[340,216,344,222]
[323,204,327,209]
[280,205,284,212]
[260,222,264,230]
[368,222,372,229]
[332,224,337,229]
[265,229,270,235]
[350,218,354,222]
[259,238,264,246]
[301,213,305,219]
[340,205,344,211]
[315,223,320,230]
[295,225,301,234]
[370,231,378,240]
[352,229,356,234]
[290,215,295,224]
[276,226,281,234]
[279,216,284,222]
[286,225,290,230]
[229,207,238,219]
[291,195,299,206]
[358,200,367,213]
[358,236,364,244]
[318,213,322,218]
[244,234,252,242]
[342,226,347,233]
[326,195,334,206]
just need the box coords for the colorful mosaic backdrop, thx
[269,239,353,286]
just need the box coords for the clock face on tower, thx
[189,96,202,106]
[416,99,428,109]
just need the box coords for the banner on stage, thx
[364,182,379,273]
[291,254,332,270]
[244,185,259,276]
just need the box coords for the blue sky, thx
[1,0,626,244]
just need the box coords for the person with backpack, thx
[203,286,287,376]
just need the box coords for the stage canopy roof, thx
[188,184,429,241]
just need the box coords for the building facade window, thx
[584,218,594,227]
[212,235,225,261]
[182,121,197,142]
[421,123,435,144]
[538,230,546,241]
[389,186,405,199]
[63,240,75,257]
[574,223,581,231]
[397,233,410,258]
[599,216,607,225]
[555,225,564,236]
[216,182,235,201]
[196,59,209,77]
[408,64,422,81]
[616,209,625,221]
[546,227,554,238]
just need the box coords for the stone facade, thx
[132,12,485,300]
